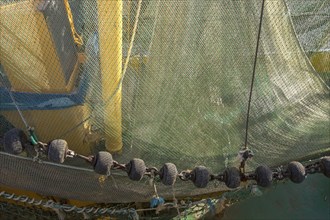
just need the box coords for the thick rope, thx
[64,0,83,46]
[0,191,137,217]
[243,0,266,149]
[0,190,223,218]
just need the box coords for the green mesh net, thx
[0,0,329,204]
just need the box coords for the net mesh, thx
[287,0,330,53]
[0,0,329,203]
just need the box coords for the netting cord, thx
[148,0,161,53]
[64,0,83,46]
[59,0,142,139]
[243,0,266,149]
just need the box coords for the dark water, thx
[223,174,330,220]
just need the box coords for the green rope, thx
[28,128,39,145]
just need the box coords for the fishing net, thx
[287,0,330,83]
[287,0,329,54]
[0,0,329,205]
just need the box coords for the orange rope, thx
[64,0,83,46]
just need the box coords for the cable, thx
[0,68,40,144]
[0,71,29,129]
[243,0,266,149]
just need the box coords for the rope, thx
[0,190,223,219]
[64,0,83,46]
[59,115,92,139]
[0,72,29,129]
[0,191,137,218]
[122,0,143,78]
[59,0,142,138]
[0,71,40,144]
[7,89,29,129]
[243,0,266,149]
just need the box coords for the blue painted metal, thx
[0,71,90,111]
[0,33,99,111]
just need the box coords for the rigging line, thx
[64,0,83,46]
[58,115,92,139]
[122,0,143,79]
[59,0,143,138]
[7,90,29,129]
[243,0,266,149]
[0,72,29,129]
